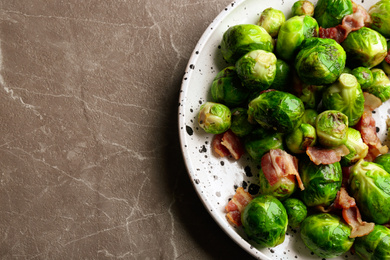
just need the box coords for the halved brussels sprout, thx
[369,0,390,38]
[283,198,307,228]
[291,0,315,16]
[245,128,284,162]
[221,24,274,64]
[341,27,387,68]
[236,49,277,91]
[257,7,286,37]
[300,108,318,127]
[210,66,250,107]
[300,213,354,258]
[364,68,390,102]
[314,0,353,28]
[198,102,231,134]
[241,195,288,248]
[248,90,305,133]
[259,168,296,201]
[270,59,292,92]
[316,110,348,147]
[340,128,368,167]
[354,224,390,260]
[349,159,390,224]
[322,73,365,126]
[285,123,317,154]
[230,107,253,137]
[351,67,374,89]
[295,37,346,85]
[374,154,390,173]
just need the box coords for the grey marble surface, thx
[0,0,254,259]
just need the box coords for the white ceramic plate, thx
[178,0,389,259]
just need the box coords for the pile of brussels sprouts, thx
[197,0,390,258]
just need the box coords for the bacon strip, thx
[306,145,350,165]
[225,187,252,226]
[212,133,230,157]
[363,92,382,112]
[212,130,245,160]
[261,149,304,190]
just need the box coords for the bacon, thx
[261,149,304,190]
[212,133,230,157]
[212,130,245,160]
[363,92,382,112]
[225,187,252,226]
[306,145,350,165]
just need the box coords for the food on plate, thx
[354,224,390,259]
[300,108,318,126]
[340,128,369,166]
[373,153,390,172]
[291,0,315,16]
[229,107,254,137]
[197,102,231,134]
[314,0,353,28]
[244,129,285,162]
[368,0,390,38]
[257,7,286,37]
[269,59,292,91]
[365,68,390,102]
[285,123,317,154]
[351,66,374,89]
[315,110,349,147]
[282,198,308,228]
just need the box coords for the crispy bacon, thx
[212,133,230,157]
[225,187,252,226]
[212,130,245,160]
[261,149,304,190]
[306,145,350,165]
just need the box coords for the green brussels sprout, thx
[300,108,318,126]
[248,90,305,133]
[349,159,390,224]
[354,224,390,260]
[276,15,319,62]
[340,128,368,167]
[381,40,390,75]
[322,73,365,126]
[369,0,390,38]
[241,195,288,247]
[210,66,250,107]
[295,37,346,85]
[236,49,277,91]
[230,107,253,137]
[283,198,307,228]
[342,66,352,74]
[364,68,390,102]
[351,66,374,89]
[299,157,342,207]
[291,0,315,16]
[259,168,296,201]
[300,213,354,258]
[374,154,390,173]
[221,24,274,64]
[314,0,353,28]
[198,102,231,134]
[316,110,349,147]
[341,27,388,68]
[245,129,284,162]
[298,84,324,109]
[269,59,292,92]
[285,123,317,154]
[257,7,286,37]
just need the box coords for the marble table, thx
[1,0,254,259]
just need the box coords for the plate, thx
[178,0,388,259]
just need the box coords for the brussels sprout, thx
[236,49,277,91]
[259,168,296,201]
[257,7,286,37]
[276,15,319,62]
[349,159,390,224]
[285,123,317,154]
[354,224,390,260]
[351,67,374,89]
[298,84,324,109]
[210,66,250,107]
[314,0,353,28]
[364,68,390,102]
[299,157,342,207]
[342,66,352,74]
[283,198,308,228]
[300,108,318,126]
[300,213,354,258]
[221,24,274,64]
[340,128,368,167]
[369,0,390,38]
[341,27,387,68]
[269,59,292,92]
[198,102,231,134]
[295,37,346,85]
[322,73,365,126]
[229,107,253,137]
[291,0,315,16]
[374,154,390,173]
[316,110,349,147]
[241,195,288,247]
[245,129,284,162]
[248,90,305,133]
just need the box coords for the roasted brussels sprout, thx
[257,7,286,37]
[241,195,288,247]
[341,27,387,68]
[293,80,324,109]
[248,90,305,133]
[369,0,390,38]
[283,198,307,228]
[364,68,390,102]
[210,66,250,107]
[300,213,354,258]
[374,154,390,173]
[230,107,253,137]
[322,73,365,126]
[275,15,319,62]
[354,224,390,260]
[198,102,231,134]
[221,24,274,64]
[270,59,292,92]
[349,159,390,224]
[351,66,374,89]
[285,123,317,154]
[236,49,277,91]
[299,157,342,207]
[340,128,368,167]
[300,108,318,127]
[314,0,353,28]
[295,37,346,85]
[316,110,349,147]
[291,0,315,16]
[259,169,296,201]
[245,129,284,162]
